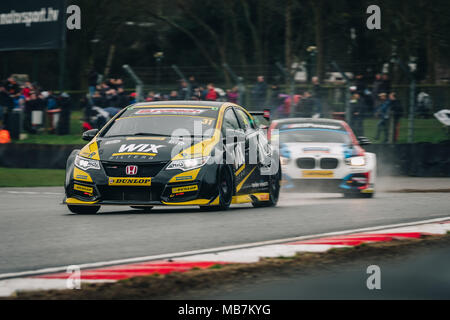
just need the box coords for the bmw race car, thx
[270,118,376,198]
[64,101,280,214]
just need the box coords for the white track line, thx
[0,216,449,280]
[5,191,63,195]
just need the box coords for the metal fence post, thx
[122,64,144,102]
[223,63,246,106]
[276,62,294,117]
[408,79,416,143]
[395,59,415,143]
[331,61,351,124]
[171,65,191,100]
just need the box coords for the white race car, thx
[269,118,376,198]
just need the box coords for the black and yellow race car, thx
[64,101,281,214]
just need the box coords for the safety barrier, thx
[0,142,449,176]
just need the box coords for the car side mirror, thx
[358,136,371,146]
[82,129,99,141]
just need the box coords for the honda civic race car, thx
[270,118,376,197]
[64,101,280,214]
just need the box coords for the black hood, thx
[96,136,203,163]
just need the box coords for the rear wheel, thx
[67,205,100,214]
[130,206,154,212]
[253,164,281,208]
[199,165,233,211]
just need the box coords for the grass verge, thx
[0,168,65,187]
[8,233,450,300]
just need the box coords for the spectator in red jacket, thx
[205,83,217,101]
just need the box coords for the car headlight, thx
[349,156,366,166]
[166,157,210,171]
[74,155,101,170]
[280,156,290,166]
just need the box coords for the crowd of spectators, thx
[0,76,72,136]
[0,69,406,143]
[86,72,402,143]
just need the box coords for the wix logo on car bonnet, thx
[109,144,166,160]
[117,144,165,153]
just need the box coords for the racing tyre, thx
[130,206,154,212]
[199,165,233,211]
[344,192,374,199]
[252,165,281,208]
[67,205,100,214]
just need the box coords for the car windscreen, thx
[280,128,351,144]
[102,107,218,137]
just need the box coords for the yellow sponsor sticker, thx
[302,170,334,178]
[169,168,201,183]
[172,185,199,193]
[74,184,94,194]
[108,177,152,186]
[73,167,93,182]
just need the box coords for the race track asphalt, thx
[0,178,449,275]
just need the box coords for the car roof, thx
[131,100,228,109]
[273,117,346,126]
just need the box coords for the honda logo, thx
[125,165,138,175]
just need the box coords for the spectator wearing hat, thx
[311,76,323,117]
[349,92,365,136]
[252,76,267,108]
[375,93,390,143]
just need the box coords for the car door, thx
[233,107,263,193]
[221,107,246,189]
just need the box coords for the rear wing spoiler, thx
[249,109,270,121]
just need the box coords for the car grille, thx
[97,186,162,202]
[320,158,339,169]
[296,157,316,169]
[102,161,168,177]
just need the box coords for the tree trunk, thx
[241,0,263,74]
[312,0,325,82]
[225,1,248,79]
[285,0,292,86]
[425,6,436,83]
[104,44,116,78]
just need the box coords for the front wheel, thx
[199,165,233,211]
[130,206,154,212]
[67,205,100,214]
[253,165,281,208]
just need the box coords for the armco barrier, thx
[365,142,450,177]
[0,142,449,176]
[0,144,84,169]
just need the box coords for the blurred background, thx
[0,0,449,151]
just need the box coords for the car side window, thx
[222,108,241,134]
[235,108,255,131]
